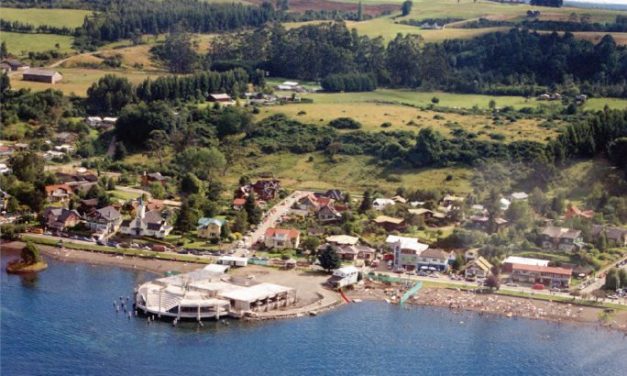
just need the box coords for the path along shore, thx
[3,241,626,330]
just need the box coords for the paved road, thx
[244,190,311,248]
[580,255,627,294]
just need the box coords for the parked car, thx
[532,283,545,290]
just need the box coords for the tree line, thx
[209,23,627,97]
[74,0,277,49]
[0,19,77,36]
[85,69,258,115]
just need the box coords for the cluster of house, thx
[537,92,588,104]
[293,190,346,223]
[1,58,62,84]
[463,252,574,288]
[232,179,281,210]
[43,196,173,240]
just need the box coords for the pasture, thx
[0,7,92,28]
[257,102,558,143]
[0,32,74,55]
[223,151,474,195]
[9,67,163,96]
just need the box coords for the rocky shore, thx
[347,281,627,333]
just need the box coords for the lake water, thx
[2,251,626,376]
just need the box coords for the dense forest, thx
[209,23,627,97]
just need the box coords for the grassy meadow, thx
[257,102,558,143]
[9,67,163,96]
[0,7,92,28]
[0,32,74,55]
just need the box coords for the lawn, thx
[224,151,474,196]
[0,7,92,28]
[9,67,165,96]
[1,32,74,55]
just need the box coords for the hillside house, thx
[564,205,594,220]
[235,180,281,202]
[373,215,406,231]
[540,226,582,252]
[317,204,342,223]
[22,69,62,84]
[87,206,122,235]
[43,208,81,231]
[372,198,395,210]
[264,228,301,250]
[592,225,627,248]
[208,93,235,106]
[44,184,73,204]
[141,172,168,186]
[197,217,225,239]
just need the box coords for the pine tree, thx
[245,192,262,225]
[359,190,372,213]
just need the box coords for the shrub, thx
[328,117,362,129]
[380,122,392,128]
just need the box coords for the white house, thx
[119,199,172,238]
[510,192,528,201]
[264,228,301,250]
[328,266,359,288]
[373,198,395,210]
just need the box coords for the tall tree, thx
[318,245,341,272]
[401,0,413,16]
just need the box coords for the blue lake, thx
[2,251,626,376]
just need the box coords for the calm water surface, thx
[2,250,626,376]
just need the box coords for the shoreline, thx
[3,241,626,331]
[346,282,627,334]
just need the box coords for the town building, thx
[119,199,172,238]
[197,217,225,239]
[416,248,453,272]
[564,205,594,220]
[275,81,303,92]
[502,256,550,273]
[464,257,493,279]
[235,179,281,202]
[326,235,359,246]
[135,267,295,320]
[387,235,429,271]
[43,208,81,231]
[408,208,433,222]
[464,248,479,261]
[264,228,301,250]
[509,192,529,201]
[22,68,62,84]
[540,226,582,252]
[510,264,572,288]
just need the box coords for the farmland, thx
[8,67,162,96]
[256,102,559,143]
[0,7,92,28]
[0,32,75,55]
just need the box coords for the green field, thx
[10,67,164,96]
[223,151,474,195]
[0,7,92,28]
[335,0,625,42]
[1,31,74,55]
